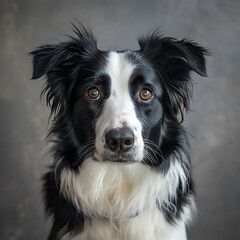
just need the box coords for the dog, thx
[31,25,207,240]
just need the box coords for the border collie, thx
[31,25,207,240]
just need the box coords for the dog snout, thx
[105,128,134,152]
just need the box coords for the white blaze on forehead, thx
[95,51,144,161]
[98,51,138,129]
[106,51,135,95]
[105,51,136,123]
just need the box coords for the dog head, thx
[31,26,207,170]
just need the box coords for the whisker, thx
[71,140,95,168]
[82,68,97,74]
[144,151,157,170]
[143,138,168,165]
[144,144,163,159]
[72,147,95,168]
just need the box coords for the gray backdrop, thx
[0,0,239,239]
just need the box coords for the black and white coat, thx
[31,26,207,240]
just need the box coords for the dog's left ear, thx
[139,32,208,121]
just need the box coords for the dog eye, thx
[139,88,153,101]
[87,88,100,100]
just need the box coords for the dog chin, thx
[93,151,137,164]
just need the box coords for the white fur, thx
[62,209,187,240]
[95,51,144,162]
[60,156,193,240]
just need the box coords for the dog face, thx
[31,27,207,170]
[72,50,163,164]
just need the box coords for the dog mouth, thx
[93,151,136,164]
[105,159,135,165]
[106,157,135,164]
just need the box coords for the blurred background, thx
[0,0,239,239]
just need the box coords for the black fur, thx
[31,25,207,239]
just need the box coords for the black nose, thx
[105,128,134,152]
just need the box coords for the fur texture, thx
[31,25,207,240]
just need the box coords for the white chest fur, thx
[62,208,187,240]
[60,158,190,240]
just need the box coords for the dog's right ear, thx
[30,25,98,115]
[31,43,76,116]
[31,44,68,79]
[31,25,97,80]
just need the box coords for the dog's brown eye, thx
[87,88,100,100]
[139,88,153,101]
